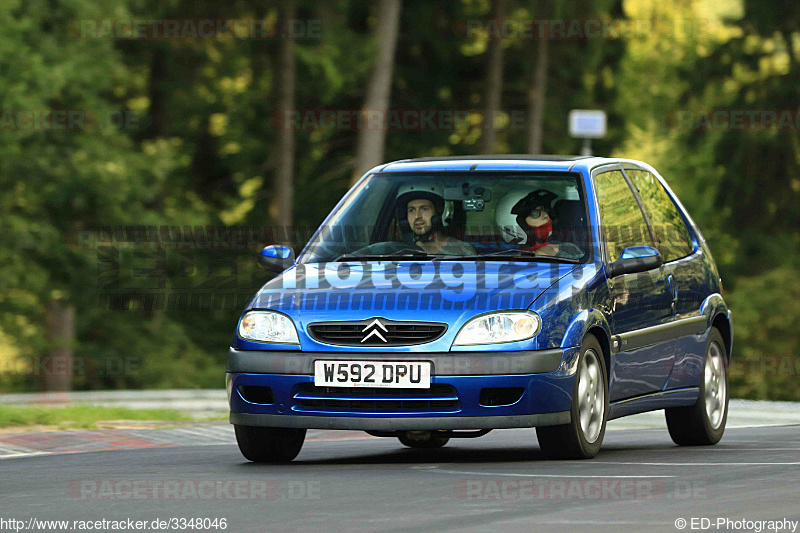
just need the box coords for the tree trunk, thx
[526,11,550,154]
[271,0,297,236]
[144,48,170,139]
[351,0,403,184]
[479,0,506,155]
[44,298,76,392]
[781,29,796,72]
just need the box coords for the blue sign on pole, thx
[568,109,606,155]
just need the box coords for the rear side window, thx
[594,170,652,263]
[625,170,694,262]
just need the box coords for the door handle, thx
[666,274,678,301]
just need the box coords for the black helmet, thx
[510,189,557,219]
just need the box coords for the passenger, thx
[396,183,476,255]
[496,189,583,259]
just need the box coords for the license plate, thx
[314,361,431,389]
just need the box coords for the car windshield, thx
[299,172,591,263]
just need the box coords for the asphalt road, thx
[2,424,800,533]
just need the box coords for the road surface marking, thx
[593,461,800,466]
[426,468,675,478]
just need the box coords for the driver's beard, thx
[415,230,436,243]
[412,222,436,242]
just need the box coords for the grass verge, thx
[0,404,199,430]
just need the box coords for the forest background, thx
[1,0,797,399]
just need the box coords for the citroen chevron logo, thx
[361,318,388,343]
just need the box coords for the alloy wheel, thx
[578,348,605,443]
[704,341,727,430]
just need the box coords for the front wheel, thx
[234,425,307,463]
[536,334,608,459]
[665,327,728,446]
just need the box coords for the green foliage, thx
[616,0,799,399]
[0,0,199,390]
[680,1,800,400]
[726,266,800,400]
[0,404,194,429]
[0,0,797,401]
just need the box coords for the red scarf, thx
[522,220,552,251]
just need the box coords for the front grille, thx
[307,318,447,346]
[293,383,460,412]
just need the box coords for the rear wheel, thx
[536,334,608,459]
[398,430,449,449]
[234,425,306,463]
[665,327,728,446]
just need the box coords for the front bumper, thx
[227,347,576,431]
[230,411,570,430]
[226,347,564,376]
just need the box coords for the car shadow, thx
[233,440,683,468]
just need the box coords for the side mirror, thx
[258,245,295,271]
[607,245,662,277]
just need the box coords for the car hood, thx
[241,261,579,352]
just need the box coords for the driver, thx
[396,183,476,255]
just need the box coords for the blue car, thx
[227,156,732,462]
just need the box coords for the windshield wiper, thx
[436,249,580,263]
[335,248,441,261]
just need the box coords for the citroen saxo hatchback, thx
[227,156,732,462]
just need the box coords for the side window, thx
[625,170,694,262]
[594,170,653,263]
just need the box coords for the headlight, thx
[238,311,299,344]
[452,311,541,346]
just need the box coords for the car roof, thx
[375,155,623,173]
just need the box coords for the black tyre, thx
[665,327,728,446]
[234,425,306,463]
[398,431,449,449]
[536,334,608,459]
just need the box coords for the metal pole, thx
[581,138,592,156]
